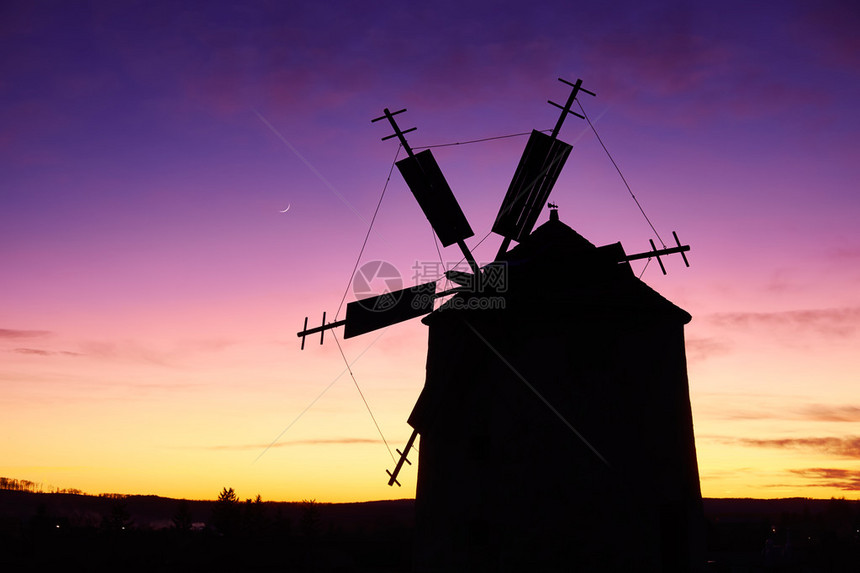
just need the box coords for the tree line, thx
[0,476,87,494]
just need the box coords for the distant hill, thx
[1,490,858,571]
[704,496,860,517]
[3,488,857,527]
[0,489,416,572]
[0,488,415,531]
[2,489,859,531]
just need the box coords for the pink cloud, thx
[0,329,50,339]
[12,348,82,357]
[708,307,860,339]
[684,336,732,361]
[832,245,860,261]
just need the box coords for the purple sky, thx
[2,1,860,501]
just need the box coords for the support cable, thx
[414,130,546,150]
[638,257,652,279]
[431,229,450,295]
[255,330,386,464]
[335,144,402,320]
[576,100,667,249]
[331,329,396,462]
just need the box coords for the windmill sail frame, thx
[492,130,572,243]
[396,149,475,248]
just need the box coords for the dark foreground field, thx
[1,490,858,571]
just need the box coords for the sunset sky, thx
[2,1,859,502]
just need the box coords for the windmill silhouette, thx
[298,79,704,571]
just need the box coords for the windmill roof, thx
[426,214,691,324]
[503,213,598,262]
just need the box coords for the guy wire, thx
[576,99,667,249]
[335,144,402,320]
[331,329,396,463]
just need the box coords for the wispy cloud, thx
[685,336,732,361]
[763,268,803,295]
[0,329,50,339]
[702,402,860,423]
[13,347,82,357]
[798,405,860,423]
[793,1,860,73]
[201,438,382,451]
[790,468,860,491]
[575,4,820,127]
[72,337,240,368]
[708,307,860,338]
[737,436,860,459]
[832,245,860,261]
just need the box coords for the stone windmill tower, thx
[298,79,704,571]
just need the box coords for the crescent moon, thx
[279,204,291,213]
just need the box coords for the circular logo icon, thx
[353,260,403,312]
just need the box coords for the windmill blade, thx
[386,428,419,486]
[343,282,437,339]
[618,232,691,275]
[297,283,470,348]
[374,108,480,274]
[493,79,592,259]
[492,130,572,243]
[396,150,475,248]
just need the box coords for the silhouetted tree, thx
[172,499,193,532]
[300,499,321,571]
[102,501,132,532]
[0,477,40,492]
[243,494,268,538]
[29,502,52,536]
[219,486,238,503]
[211,487,241,536]
[300,498,320,540]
